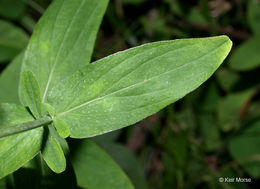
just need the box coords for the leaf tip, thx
[218,35,233,52]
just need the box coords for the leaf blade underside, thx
[20,0,109,104]
[0,103,43,179]
[47,36,232,138]
[71,140,134,189]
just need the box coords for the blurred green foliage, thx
[0,21,28,63]
[0,0,26,20]
[0,0,260,188]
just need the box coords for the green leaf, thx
[53,117,70,138]
[218,90,253,132]
[248,0,260,36]
[229,119,260,178]
[42,103,55,117]
[98,143,147,189]
[20,0,109,104]
[71,140,134,189]
[0,103,43,179]
[1,0,108,175]
[41,126,66,174]
[0,20,28,63]
[47,36,232,138]
[0,0,26,19]
[229,36,260,71]
[0,53,23,104]
[216,68,240,92]
[42,102,70,139]
[21,71,43,119]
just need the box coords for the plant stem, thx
[0,116,52,139]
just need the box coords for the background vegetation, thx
[0,0,259,188]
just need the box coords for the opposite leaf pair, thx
[0,0,232,181]
[1,0,110,178]
[21,70,69,139]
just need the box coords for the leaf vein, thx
[42,0,85,102]
[56,41,227,117]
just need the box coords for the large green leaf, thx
[0,53,23,103]
[47,36,232,138]
[0,103,43,179]
[229,36,260,71]
[17,0,109,174]
[0,20,28,63]
[21,0,109,104]
[229,119,260,178]
[71,140,134,189]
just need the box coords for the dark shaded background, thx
[0,0,260,188]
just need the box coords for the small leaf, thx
[41,126,66,173]
[42,103,55,117]
[71,140,134,189]
[0,103,43,179]
[53,117,70,138]
[20,0,109,104]
[48,36,232,138]
[0,20,28,63]
[0,53,23,103]
[229,36,260,71]
[21,71,43,119]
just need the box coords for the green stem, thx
[0,116,52,139]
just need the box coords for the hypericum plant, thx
[0,0,232,186]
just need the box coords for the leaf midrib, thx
[56,41,228,117]
[42,0,85,103]
[61,42,187,112]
